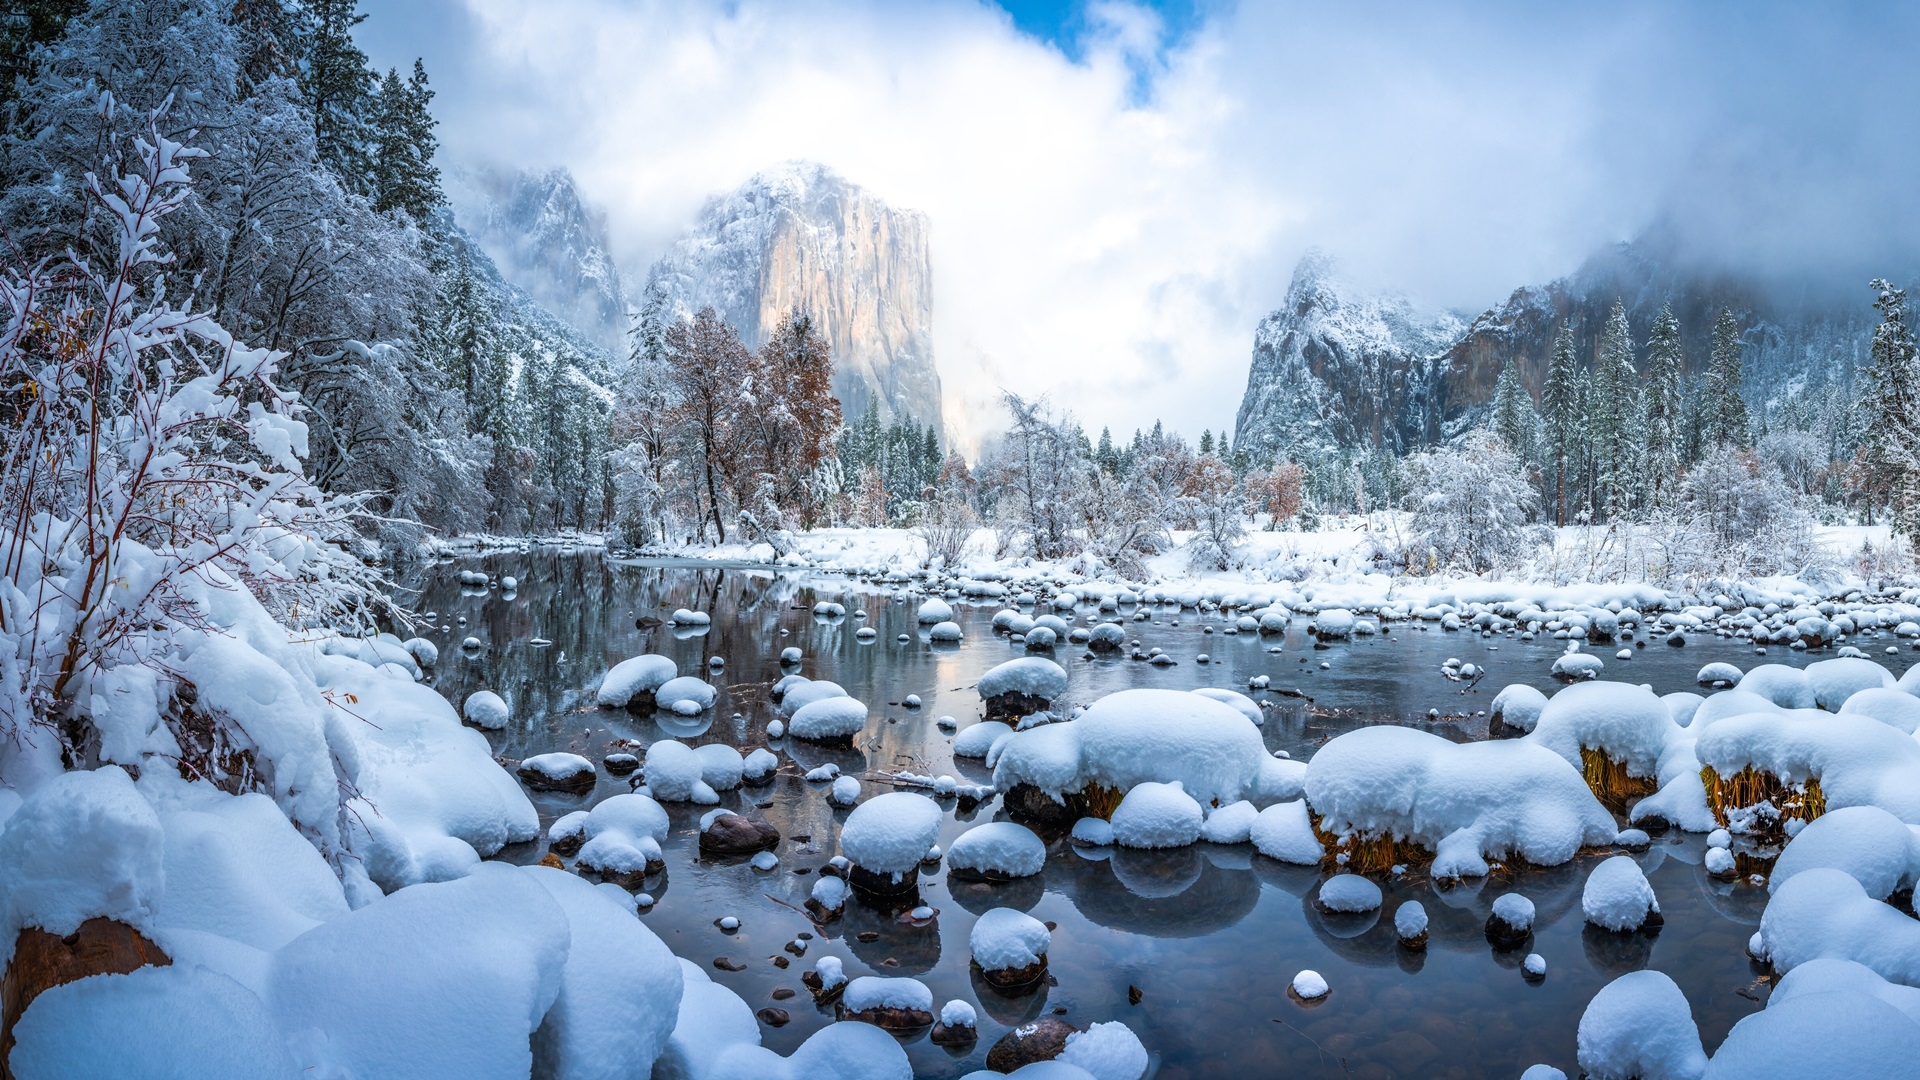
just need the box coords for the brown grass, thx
[1309,811,1427,874]
[1701,765,1827,833]
[1580,747,1660,812]
[1077,783,1126,821]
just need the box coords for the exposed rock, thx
[973,957,1048,994]
[930,1021,977,1047]
[603,752,640,777]
[985,1016,1079,1072]
[700,814,781,856]
[756,1007,790,1027]
[840,1004,934,1033]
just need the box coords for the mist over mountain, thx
[1234,235,1907,469]
[447,166,631,357]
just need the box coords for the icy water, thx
[403,549,1919,1080]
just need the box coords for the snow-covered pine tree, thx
[1489,360,1540,466]
[1591,299,1642,518]
[1541,323,1581,526]
[1860,279,1920,543]
[1642,303,1685,508]
[303,0,375,192]
[1704,309,1750,448]
[370,59,442,221]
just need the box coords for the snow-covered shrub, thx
[1400,434,1545,575]
[1675,446,1823,579]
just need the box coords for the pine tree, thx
[1095,426,1118,474]
[1199,428,1213,455]
[304,0,375,192]
[1861,280,1920,542]
[1489,360,1538,464]
[370,60,442,220]
[1642,303,1685,508]
[0,0,87,125]
[1590,300,1641,517]
[1704,309,1750,448]
[1541,323,1581,526]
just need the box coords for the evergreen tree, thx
[1489,360,1539,464]
[1642,303,1685,507]
[370,59,442,220]
[304,0,375,191]
[1541,323,1581,526]
[1590,300,1641,517]
[1704,309,1750,448]
[1861,280,1920,542]
[1199,428,1213,455]
[1095,426,1118,473]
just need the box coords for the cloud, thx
[358,0,1920,446]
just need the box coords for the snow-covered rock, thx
[1110,781,1204,849]
[597,655,678,707]
[969,907,1050,973]
[946,821,1047,879]
[839,792,943,880]
[1582,855,1660,932]
[464,690,511,729]
[1575,970,1706,1080]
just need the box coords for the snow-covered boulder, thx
[1489,684,1548,737]
[979,657,1069,721]
[1249,801,1322,864]
[946,822,1047,881]
[788,696,870,743]
[839,792,943,888]
[597,655,678,708]
[637,741,718,804]
[1804,657,1895,710]
[917,598,955,624]
[1305,726,1616,878]
[969,907,1050,989]
[655,676,716,716]
[517,753,597,795]
[1582,855,1661,932]
[464,690,510,730]
[1769,805,1920,899]
[1575,970,1706,1080]
[1838,687,1920,734]
[1695,709,1920,828]
[991,689,1305,813]
[1759,867,1920,984]
[1705,959,1920,1078]
[929,621,964,642]
[953,720,1013,759]
[573,793,672,886]
[1192,688,1262,726]
[1110,781,1204,849]
[778,679,849,717]
[1737,664,1815,710]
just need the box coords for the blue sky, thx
[995,0,1206,55]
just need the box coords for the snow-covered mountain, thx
[1235,241,1895,462]
[447,166,630,357]
[1232,250,1466,464]
[644,161,944,429]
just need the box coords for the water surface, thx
[404,550,1916,1079]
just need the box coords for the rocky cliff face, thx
[447,166,630,357]
[644,162,944,429]
[1232,250,1465,464]
[1236,242,1887,463]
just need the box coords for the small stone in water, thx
[718,916,740,931]
[904,694,922,708]
[636,893,655,909]
[751,851,779,871]
[1523,953,1547,979]
[1319,661,1330,669]
[1290,970,1329,1000]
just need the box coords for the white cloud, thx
[361,0,1920,447]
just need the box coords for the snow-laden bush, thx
[1400,434,1546,575]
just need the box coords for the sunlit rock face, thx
[646,161,944,429]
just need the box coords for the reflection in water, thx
[398,550,1917,1079]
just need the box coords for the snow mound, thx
[1192,687,1263,725]
[1529,681,1679,780]
[917,598,955,624]
[1110,781,1204,849]
[1803,657,1895,711]
[1198,800,1260,844]
[839,792,943,876]
[844,976,933,1013]
[1493,892,1536,931]
[1759,867,1920,983]
[1490,684,1549,734]
[946,822,1047,879]
[1838,687,1920,734]
[979,657,1069,703]
[656,676,716,714]
[1769,805,1920,899]
[639,741,718,804]
[970,907,1051,971]
[1291,970,1329,999]
[1582,855,1659,931]
[1695,709,1920,824]
[1737,664,1815,710]
[1059,1022,1150,1080]
[779,679,849,716]
[1249,801,1323,864]
[1706,963,1920,1078]
[953,720,1013,759]
[597,655,678,707]
[464,690,511,729]
[992,688,1302,808]
[0,768,162,954]
[269,863,570,1080]
[1305,726,1616,878]
[929,621,963,642]
[789,696,870,741]
[9,965,299,1080]
[575,793,671,878]
[1072,817,1115,846]
[526,866,684,1080]
[1575,970,1706,1080]
[1318,874,1382,912]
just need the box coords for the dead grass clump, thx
[1701,765,1827,834]
[1580,746,1660,812]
